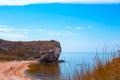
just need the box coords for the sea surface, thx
[26,52,106,80]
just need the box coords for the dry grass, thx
[27,51,120,80]
[64,52,120,80]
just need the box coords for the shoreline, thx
[0,61,37,80]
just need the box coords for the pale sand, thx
[0,61,37,80]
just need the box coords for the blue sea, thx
[26,52,108,80]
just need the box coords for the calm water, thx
[26,52,104,80]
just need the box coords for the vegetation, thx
[0,39,61,61]
[27,51,120,80]
[1,39,120,79]
[63,51,120,80]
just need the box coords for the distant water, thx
[26,52,105,80]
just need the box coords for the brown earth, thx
[0,61,37,80]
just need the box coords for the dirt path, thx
[0,61,37,80]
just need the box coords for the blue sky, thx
[0,2,120,52]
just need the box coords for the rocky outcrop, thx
[0,39,61,62]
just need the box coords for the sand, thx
[0,61,37,80]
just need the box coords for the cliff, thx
[0,39,61,62]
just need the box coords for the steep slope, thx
[0,39,61,62]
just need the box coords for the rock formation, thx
[0,39,61,62]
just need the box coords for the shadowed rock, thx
[0,39,61,62]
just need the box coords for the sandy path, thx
[0,61,37,80]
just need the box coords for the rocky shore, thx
[0,39,61,62]
[0,39,62,80]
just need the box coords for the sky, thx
[0,0,120,52]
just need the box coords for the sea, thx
[26,52,112,80]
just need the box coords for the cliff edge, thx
[0,39,61,62]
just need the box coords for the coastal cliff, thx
[0,39,61,62]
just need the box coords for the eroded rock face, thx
[0,39,61,62]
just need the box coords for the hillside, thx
[0,39,61,62]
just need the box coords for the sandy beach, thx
[0,61,37,80]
